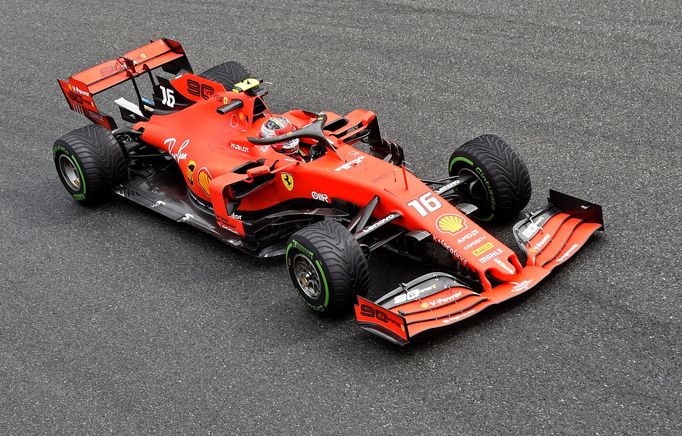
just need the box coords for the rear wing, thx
[58,38,192,130]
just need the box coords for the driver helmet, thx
[260,116,299,155]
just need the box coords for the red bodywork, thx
[58,39,604,344]
[136,93,525,283]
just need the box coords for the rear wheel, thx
[286,220,369,315]
[199,61,250,89]
[52,124,127,204]
[448,134,531,223]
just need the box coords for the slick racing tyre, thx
[52,124,127,204]
[199,61,251,89]
[286,220,370,315]
[448,134,531,223]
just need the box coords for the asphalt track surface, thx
[1,0,680,434]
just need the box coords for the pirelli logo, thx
[472,242,495,256]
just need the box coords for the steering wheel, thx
[247,113,337,154]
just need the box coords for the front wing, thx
[355,190,604,345]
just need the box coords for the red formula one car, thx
[53,39,603,344]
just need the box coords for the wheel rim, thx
[292,254,322,299]
[457,168,489,204]
[457,167,497,221]
[58,154,81,191]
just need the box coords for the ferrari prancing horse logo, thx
[281,173,294,191]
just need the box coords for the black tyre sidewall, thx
[286,221,369,315]
[53,141,88,201]
[286,235,335,313]
[199,61,251,90]
[448,151,498,222]
[52,124,127,204]
[448,134,531,223]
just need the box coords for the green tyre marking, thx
[71,156,87,197]
[450,155,496,221]
[477,212,495,222]
[474,166,495,211]
[287,240,314,259]
[53,144,87,198]
[315,260,330,308]
[285,242,293,265]
[308,302,325,312]
[449,156,473,172]
[287,241,329,312]
[52,145,67,156]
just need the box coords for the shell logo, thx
[197,167,213,196]
[186,161,196,186]
[437,214,467,236]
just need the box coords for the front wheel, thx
[286,220,369,315]
[448,134,531,223]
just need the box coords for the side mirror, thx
[246,165,270,179]
[217,99,244,114]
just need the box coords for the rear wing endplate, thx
[58,38,192,130]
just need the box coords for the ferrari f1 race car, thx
[53,39,604,345]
